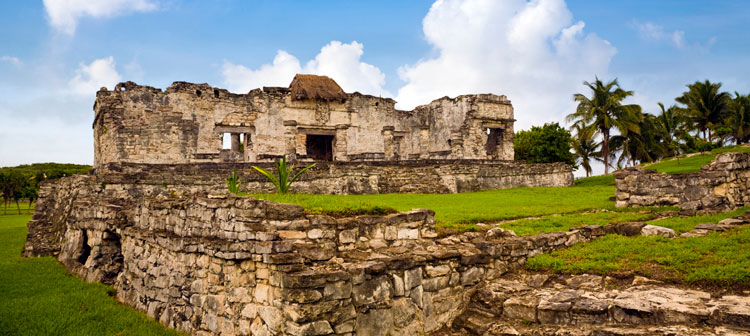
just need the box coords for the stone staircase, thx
[446,273,750,336]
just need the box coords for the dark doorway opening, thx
[306,134,334,161]
[485,128,503,157]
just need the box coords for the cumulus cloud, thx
[634,21,685,48]
[396,0,616,129]
[1,56,22,67]
[43,0,157,35]
[222,41,390,96]
[69,56,122,95]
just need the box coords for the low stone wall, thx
[25,175,598,336]
[96,159,573,195]
[614,152,750,210]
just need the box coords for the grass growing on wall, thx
[0,214,183,336]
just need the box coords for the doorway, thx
[485,128,503,157]
[306,134,334,161]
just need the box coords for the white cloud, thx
[223,51,302,93]
[1,56,22,67]
[69,56,122,96]
[222,41,390,96]
[634,21,686,48]
[396,0,616,130]
[43,0,157,35]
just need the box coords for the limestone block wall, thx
[614,152,750,210]
[24,175,601,336]
[95,160,573,195]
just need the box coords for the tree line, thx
[0,163,91,214]
[516,78,750,177]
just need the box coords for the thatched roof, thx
[289,74,348,102]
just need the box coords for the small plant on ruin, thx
[225,168,242,194]
[252,156,315,194]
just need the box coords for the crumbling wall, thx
[614,152,750,210]
[95,160,573,195]
[93,78,515,167]
[25,176,600,336]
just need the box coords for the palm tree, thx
[570,124,600,177]
[675,80,730,141]
[611,113,664,167]
[566,77,643,174]
[726,92,750,144]
[656,102,688,161]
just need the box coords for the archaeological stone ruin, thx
[615,152,750,212]
[23,75,750,335]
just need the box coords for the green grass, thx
[527,225,750,286]
[254,182,617,227]
[644,145,750,174]
[499,211,657,236]
[1,201,35,215]
[646,206,750,234]
[0,214,182,336]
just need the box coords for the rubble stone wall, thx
[96,160,573,195]
[614,152,750,210]
[24,175,598,336]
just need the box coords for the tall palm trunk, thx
[601,127,610,174]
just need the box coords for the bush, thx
[514,122,576,166]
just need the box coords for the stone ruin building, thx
[95,74,516,166]
[22,75,750,335]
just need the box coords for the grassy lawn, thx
[254,181,618,227]
[527,224,750,286]
[644,145,750,174]
[1,201,35,215]
[0,214,182,336]
[498,211,657,236]
[647,206,750,234]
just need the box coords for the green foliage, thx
[225,169,242,194]
[0,214,183,335]
[514,122,576,166]
[727,92,750,144]
[252,156,316,194]
[675,80,731,141]
[570,123,600,177]
[0,163,91,214]
[566,77,642,174]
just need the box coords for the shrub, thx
[252,156,315,194]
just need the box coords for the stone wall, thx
[614,152,750,210]
[25,175,598,336]
[95,160,573,195]
[94,78,515,167]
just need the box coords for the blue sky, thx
[1,0,749,175]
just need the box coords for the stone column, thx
[243,133,255,162]
[283,120,298,161]
[231,133,241,153]
[419,126,430,159]
[450,131,464,159]
[334,124,349,161]
[382,126,395,160]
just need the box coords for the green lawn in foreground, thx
[254,180,617,226]
[646,206,750,234]
[499,211,657,236]
[527,224,750,286]
[644,145,750,174]
[0,214,182,336]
